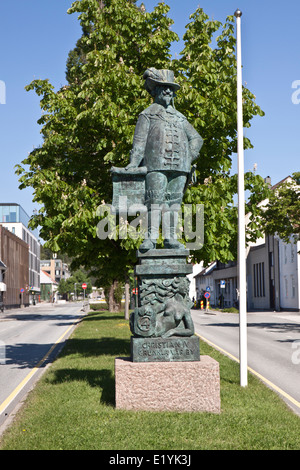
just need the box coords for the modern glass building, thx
[0,203,40,304]
[0,203,30,226]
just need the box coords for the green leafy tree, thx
[69,269,93,297]
[173,10,270,262]
[58,268,92,299]
[57,278,68,297]
[16,1,269,311]
[16,0,177,311]
[263,172,300,245]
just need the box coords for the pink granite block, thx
[115,355,221,413]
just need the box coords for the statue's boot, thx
[139,207,161,252]
[163,208,185,250]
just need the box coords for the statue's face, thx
[154,85,174,107]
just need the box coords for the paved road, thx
[0,302,85,431]
[192,309,300,415]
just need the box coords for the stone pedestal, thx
[135,248,193,277]
[131,249,196,342]
[115,356,221,413]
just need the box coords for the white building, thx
[195,176,300,312]
[0,203,41,304]
[278,238,300,311]
[194,262,217,305]
[40,269,58,302]
[187,262,203,301]
[40,258,70,284]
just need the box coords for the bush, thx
[89,303,108,311]
[222,307,239,313]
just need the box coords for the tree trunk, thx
[105,280,122,312]
[124,275,130,320]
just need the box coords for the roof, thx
[271,176,292,191]
[194,261,216,278]
[245,175,294,216]
[40,270,58,285]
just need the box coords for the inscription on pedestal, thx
[131,336,200,362]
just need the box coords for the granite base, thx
[115,355,221,413]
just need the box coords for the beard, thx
[157,90,173,107]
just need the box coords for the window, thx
[284,277,288,298]
[291,245,295,263]
[41,261,50,267]
[291,276,296,298]
[253,262,265,297]
[284,245,287,264]
[269,251,273,267]
[0,205,17,222]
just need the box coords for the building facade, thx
[40,258,70,284]
[195,176,300,312]
[246,234,281,311]
[278,238,300,311]
[0,225,29,308]
[195,237,300,312]
[40,270,58,302]
[194,262,217,305]
[0,203,40,304]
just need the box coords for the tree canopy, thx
[263,172,300,245]
[16,0,270,303]
[58,268,93,298]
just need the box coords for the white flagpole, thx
[234,8,248,387]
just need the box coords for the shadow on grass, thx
[45,313,130,407]
[84,311,125,322]
[60,337,131,358]
[46,367,115,406]
[46,336,131,406]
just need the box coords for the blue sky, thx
[0,0,299,232]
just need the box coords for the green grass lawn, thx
[0,310,300,450]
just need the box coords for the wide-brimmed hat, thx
[143,68,180,94]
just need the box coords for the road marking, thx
[0,318,81,416]
[196,332,300,412]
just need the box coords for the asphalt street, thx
[0,302,86,432]
[192,309,300,415]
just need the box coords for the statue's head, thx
[143,68,180,106]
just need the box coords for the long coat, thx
[129,103,203,174]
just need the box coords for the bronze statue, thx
[125,68,203,251]
[111,69,203,357]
